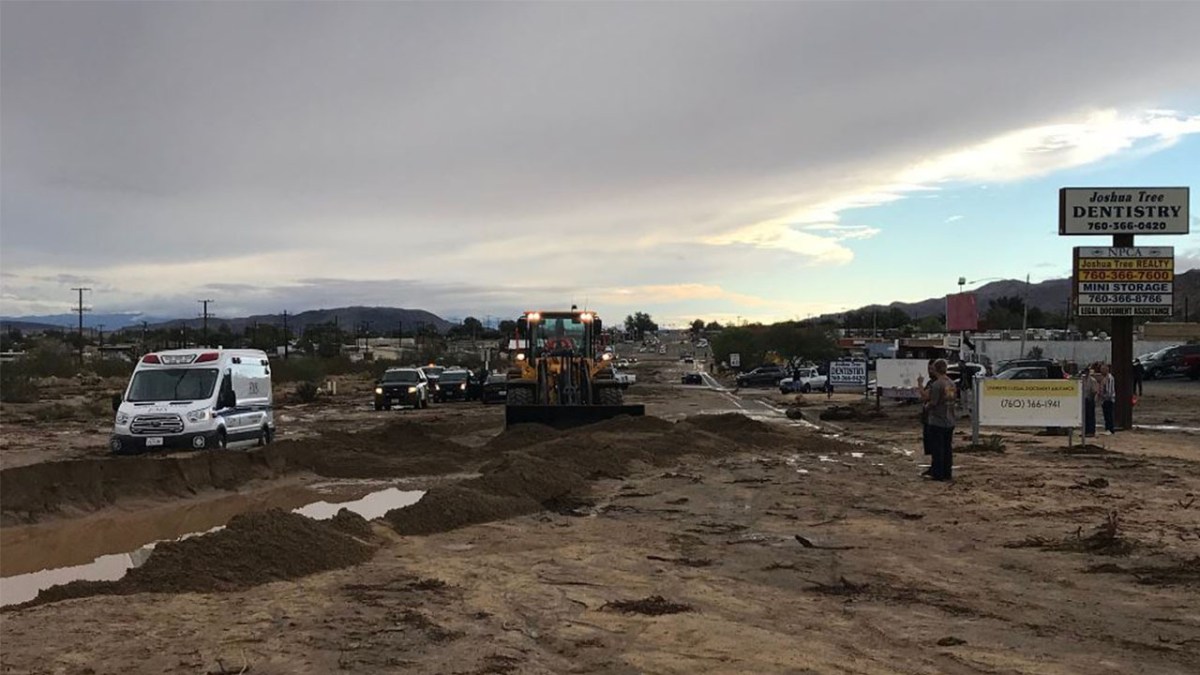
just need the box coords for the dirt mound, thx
[483,424,563,452]
[330,508,376,540]
[1,424,478,524]
[387,419,744,536]
[819,404,887,421]
[583,414,676,435]
[24,509,376,607]
[684,413,776,437]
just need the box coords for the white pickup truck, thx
[778,367,827,394]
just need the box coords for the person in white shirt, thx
[1099,363,1117,435]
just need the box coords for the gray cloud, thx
[3,2,1200,319]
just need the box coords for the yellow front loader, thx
[504,309,644,429]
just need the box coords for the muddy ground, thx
[2,354,1199,673]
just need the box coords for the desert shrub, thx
[270,358,325,384]
[24,343,77,378]
[90,358,134,379]
[0,363,39,403]
[295,381,321,403]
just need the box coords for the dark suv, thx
[1150,344,1200,380]
[374,368,430,410]
[736,365,787,387]
[433,369,476,402]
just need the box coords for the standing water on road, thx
[0,483,424,607]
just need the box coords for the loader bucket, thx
[505,404,646,430]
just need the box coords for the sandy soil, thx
[2,355,1199,674]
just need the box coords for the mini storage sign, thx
[1073,246,1173,317]
[1059,187,1189,235]
[979,380,1082,428]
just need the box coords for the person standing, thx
[926,359,957,481]
[1133,359,1145,397]
[916,359,937,477]
[916,357,955,478]
[1082,366,1098,437]
[1100,363,1117,434]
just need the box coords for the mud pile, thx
[25,509,376,607]
[385,416,737,535]
[1,419,476,524]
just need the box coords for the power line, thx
[71,288,91,365]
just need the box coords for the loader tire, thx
[598,387,623,405]
[508,387,535,406]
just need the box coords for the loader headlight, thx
[516,353,526,361]
[601,353,613,361]
[408,386,417,393]
[375,387,383,395]
[115,411,130,425]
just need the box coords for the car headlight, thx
[375,387,383,395]
[460,383,467,390]
[186,409,210,423]
[115,411,130,425]
[408,386,417,393]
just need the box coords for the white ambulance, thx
[110,348,274,454]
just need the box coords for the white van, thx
[110,348,274,454]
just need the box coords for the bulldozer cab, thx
[506,310,643,429]
[519,312,600,359]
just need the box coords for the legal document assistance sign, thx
[1073,247,1174,317]
[1059,187,1189,235]
[979,380,1082,428]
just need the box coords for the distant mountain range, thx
[0,306,452,334]
[822,268,1200,321]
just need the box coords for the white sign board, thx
[978,379,1082,428]
[1059,187,1189,235]
[1074,246,1174,317]
[875,359,928,399]
[729,353,741,368]
[828,361,867,387]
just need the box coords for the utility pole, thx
[198,299,214,347]
[71,287,91,365]
[141,321,149,350]
[96,324,105,348]
[1019,273,1030,358]
[282,311,290,360]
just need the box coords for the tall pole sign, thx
[1059,187,1190,431]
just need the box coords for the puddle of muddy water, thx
[0,484,424,607]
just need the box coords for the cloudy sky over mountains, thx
[3,2,1199,325]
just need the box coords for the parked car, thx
[1137,347,1175,380]
[1145,344,1200,380]
[779,367,827,393]
[480,373,508,404]
[375,368,430,410]
[994,359,1064,379]
[736,365,787,388]
[681,372,703,385]
[433,369,476,402]
[993,367,1050,380]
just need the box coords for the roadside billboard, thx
[829,361,867,387]
[946,293,979,332]
[978,379,1081,428]
[875,358,928,399]
[1058,187,1189,235]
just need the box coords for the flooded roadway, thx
[1,479,424,606]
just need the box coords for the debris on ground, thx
[602,595,694,615]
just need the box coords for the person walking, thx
[1100,363,1117,434]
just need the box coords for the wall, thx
[974,340,1179,365]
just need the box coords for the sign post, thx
[1059,187,1189,431]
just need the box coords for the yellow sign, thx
[1077,269,1174,281]
[1076,258,1173,270]
[984,380,1077,397]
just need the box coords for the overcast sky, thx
[3,1,1199,326]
